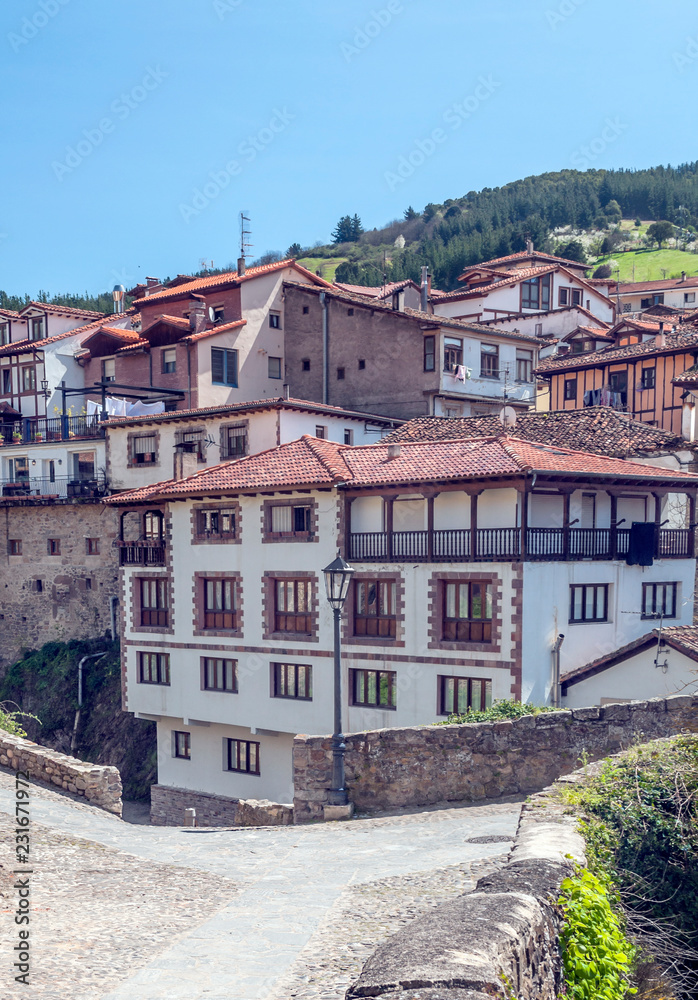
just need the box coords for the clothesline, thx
[86,397,165,418]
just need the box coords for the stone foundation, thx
[0,732,122,815]
[293,693,698,822]
[150,784,293,827]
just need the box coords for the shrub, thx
[434,699,558,725]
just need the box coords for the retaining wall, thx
[150,784,293,827]
[0,732,122,815]
[293,693,698,822]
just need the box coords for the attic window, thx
[212,306,225,323]
[302,305,309,314]
[347,308,354,316]
[302,359,310,371]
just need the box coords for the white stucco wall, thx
[562,642,698,708]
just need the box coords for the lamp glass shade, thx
[323,555,354,610]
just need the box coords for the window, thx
[221,424,247,460]
[143,510,164,541]
[225,738,260,774]
[559,287,569,306]
[358,359,366,370]
[102,358,115,382]
[302,306,309,315]
[535,322,543,336]
[0,324,8,346]
[85,578,92,591]
[641,297,652,310]
[275,578,312,633]
[347,308,354,316]
[2,369,11,394]
[197,507,236,539]
[138,652,170,685]
[9,457,28,482]
[268,356,282,379]
[8,539,21,555]
[175,428,205,461]
[641,582,677,620]
[140,578,168,627]
[21,367,35,393]
[212,306,225,323]
[354,579,396,638]
[269,503,311,536]
[424,335,435,372]
[211,347,238,386]
[569,584,608,623]
[618,335,639,347]
[302,359,311,371]
[685,292,696,304]
[269,312,281,329]
[480,343,499,379]
[622,303,632,313]
[344,429,354,445]
[161,348,176,374]
[516,349,533,383]
[439,676,492,715]
[203,578,237,629]
[609,371,627,403]
[571,289,582,307]
[522,275,549,309]
[444,337,463,372]
[641,367,656,390]
[272,662,312,700]
[130,434,157,465]
[73,451,95,481]
[173,731,191,759]
[315,425,326,439]
[351,668,396,709]
[47,538,60,555]
[442,581,493,642]
[337,367,345,380]
[30,317,44,341]
[202,657,237,692]
[86,538,99,555]
[564,379,577,401]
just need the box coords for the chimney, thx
[420,266,429,312]
[656,329,666,348]
[682,271,687,282]
[237,257,246,277]
[526,239,534,254]
[173,446,200,481]
[283,383,290,400]
[387,443,401,460]
[188,295,206,334]
[146,276,159,287]
[659,321,664,334]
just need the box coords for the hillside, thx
[594,247,698,282]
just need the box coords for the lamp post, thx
[323,554,355,806]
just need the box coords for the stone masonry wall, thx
[150,784,293,827]
[0,731,122,815]
[293,693,698,822]
[0,498,120,673]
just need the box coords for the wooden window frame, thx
[225,738,260,774]
[86,538,100,555]
[443,337,463,373]
[220,422,248,460]
[47,538,60,556]
[438,675,493,716]
[263,499,316,542]
[641,367,656,390]
[564,378,577,401]
[173,731,191,759]
[274,577,313,634]
[350,668,397,710]
[202,578,238,630]
[201,656,238,692]
[8,539,21,555]
[441,580,493,643]
[138,651,171,685]
[569,583,609,624]
[161,348,177,374]
[480,343,499,380]
[271,662,313,700]
[211,347,238,387]
[128,433,158,468]
[21,366,36,393]
[353,579,397,639]
[515,350,533,383]
[268,356,282,379]
[423,334,435,372]
[521,278,540,310]
[139,577,169,628]
[641,582,677,620]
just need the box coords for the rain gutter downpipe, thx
[70,652,107,752]
[320,291,328,404]
[551,633,565,709]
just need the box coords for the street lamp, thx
[323,554,355,806]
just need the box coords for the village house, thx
[282,281,540,419]
[107,433,698,816]
[616,273,698,315]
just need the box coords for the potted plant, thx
[34,432,44,443]
[12,432,22,444]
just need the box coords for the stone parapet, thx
[0,732,122,815]
[150,784,293,827]
[294,693,698,822]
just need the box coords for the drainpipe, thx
[70,651,107,752]
[551,633,565,708]
[110,595,119,641]
[320,291,328,404]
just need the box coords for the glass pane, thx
[471,584,482,620]
[471,679,483,711]
[367,582,378,616]
[367,673,377,704]
[457,679,470,714]
[484,680,492,709]
[572,587,583,621]
[443,678,454,714]
[445,583,456,619]
[271,506,293,532]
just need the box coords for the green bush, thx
[433,699,558,725]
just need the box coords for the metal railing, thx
[0,414,104,446]
[0,476,107,499]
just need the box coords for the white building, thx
[107,434,698,818]
[616,274,698,315]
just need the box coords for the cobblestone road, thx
[0,768,522,1000]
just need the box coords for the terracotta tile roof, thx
[133,260,332,308]
[535,327,698,373]
[144,314,191,330]
[618,276,698,294]
[182,319,247,343]
[20,301,106,320]
[104,397,401,428]
[382,408,687,458]
[432,265,557,302]
[106,433,698,504]
[672,363,698,387]
[469,250,589,271]
[562,624,698,689]
[0,308,22,320]
[0,315,133,356]
[334,280,420,299]
[482,304,611,331]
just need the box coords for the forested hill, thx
[3,162,698,309]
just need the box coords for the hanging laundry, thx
[454,365,468,382]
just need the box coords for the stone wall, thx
[0,498,120,673]
[150,784,293,827]
[293,693,698,822]
[0,731,122,815]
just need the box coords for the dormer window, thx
[102,358,115,382]
[30,317,44,341]
[0,324,8,346]
[212,306,225,324]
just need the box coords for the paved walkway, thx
[0,770,522,1000]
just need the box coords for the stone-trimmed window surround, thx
[131,574,173,635]
[342,571,405,648]
[261,498,318,544]
[193,572,243,638]
[191,501,241,545]
[427,571,502,653]
[220,421,249,460]
[262,571,319,643]
[127,431,160,469]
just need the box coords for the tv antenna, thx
[199,258,214,273]
[240,212,253,265]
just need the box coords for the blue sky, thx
[1,0,696,296]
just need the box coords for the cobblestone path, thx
[0,768,522,1000]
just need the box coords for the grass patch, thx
[296,256,348,281]
[594,248,698,282]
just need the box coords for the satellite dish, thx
[499,406,517,429]
[208,306,216,322]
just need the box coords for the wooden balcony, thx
[116,540,166,567]
[348,526,694,563]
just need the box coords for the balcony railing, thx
[0,414,104,446]
[0,476,107,499]
[115,539,166,567]
[348,526,694,563]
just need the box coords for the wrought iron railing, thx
[0,414,104,446]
